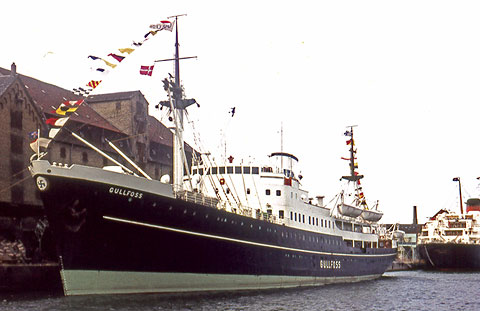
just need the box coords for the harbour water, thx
[1,270,479,311]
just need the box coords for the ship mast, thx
[159,15,197,193]
[342,125,363,182]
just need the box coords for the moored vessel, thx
[28,17,397,296]
[418,178,480,270]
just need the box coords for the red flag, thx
[140,65,154,76]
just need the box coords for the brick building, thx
[0,64,192,262]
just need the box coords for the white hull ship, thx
[28,18,396,296]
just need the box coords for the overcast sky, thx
[3,0,480,224]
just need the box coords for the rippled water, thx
[1,271,479,311]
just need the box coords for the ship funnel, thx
[413,206,418,224]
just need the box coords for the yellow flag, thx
[102,59,117,68]
[119,48,135,54]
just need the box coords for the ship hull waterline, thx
[418,243,480,271]
[31,160,396,296]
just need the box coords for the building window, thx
[252,167,259,174]
[276,190,281,196]
[265,189,271,195]
[219,166,225,174]
[82,152,88,163]
[279,210,284,219]
[227,166,233,174]
[235,166,242,174]
[10,134,23,154]
[302,215,305,223]
[246,188,251,195]
[10,111,22,130]
[60,147,66,158]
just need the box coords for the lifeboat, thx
[337,203,363,218]
[361,209,383,222]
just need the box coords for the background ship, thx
[418,177,480,270]
[28,17,397,295]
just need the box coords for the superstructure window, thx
[252,167,259,174]
[266,189,271,195]
[279,210,284,219]
[235,166,242,174]
[243,167,250,174]
[211,167,218,174]
[290,211,293,220]
[219,167,225,174]
[227,167,233,174]
[276,190,281,196]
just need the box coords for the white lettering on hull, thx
[109,187,143,199]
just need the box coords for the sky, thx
[2,0,480,224]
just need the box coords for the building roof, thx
[0,65,197,154]
[86,91,142,103]
[0,75,16,95]
[0,66,121,133]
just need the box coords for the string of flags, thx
[343,130,367,205]
[31,18,176,152]
[72,19,175,96]
[29,100,83,151]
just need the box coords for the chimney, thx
[413,206,418,224]
[11,62,17,76]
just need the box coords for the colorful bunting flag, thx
[30,137,51,152]
[108,53,125,62]
[87,80,101,89]
[118,48,135,54]
[55,100,83,116]
[102,59,117,68]
[46,117,69,127]
[140,65,154,76]
[28,131,38,142]
[149,20,175,32]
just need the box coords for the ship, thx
[28,17,397,296]
[418,177,480,270]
